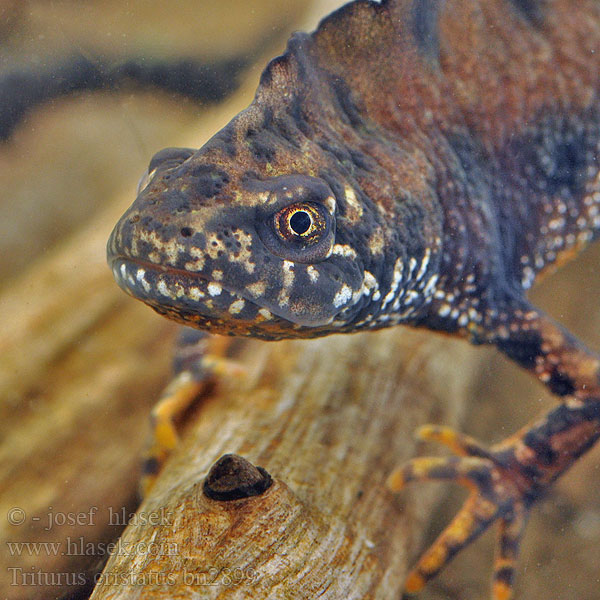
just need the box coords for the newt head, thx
[108,29,443,340]
[107,141,363,339]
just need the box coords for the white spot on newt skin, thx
[136,230,185,266]
[324,195,336,215]
[189,287,205,301]
[307,265,319,283]
[173,282,185,298]
[212,270,223,281]
[423,274,438,297]
[468,307,481,322]
[404,290,420,304]
[522,266,535,289]
[246,281,267,298]
[548,217,566,231]
[229,299,245,314]
[415,248,431,281]
[208,282,222,297]
[157,279,170,297]
[258,308,273,320]
[438,304,451,317]
[184,247,205,271]
[382,258,404,310]
[361,271,378,296]
[391,289,405,311]
[408,257,418,278]
[332,244,357,259]
[368,228,384,255]
[333,284,352,308]
[343,185,362,222]
[136,268,146,282]
[278,289,290,307]
[282,260,295,288]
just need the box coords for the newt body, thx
[108,1,600,598]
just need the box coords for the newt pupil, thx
[289,211,312,235]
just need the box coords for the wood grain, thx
[89,326,479,600]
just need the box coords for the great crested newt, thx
[107,1,600,597]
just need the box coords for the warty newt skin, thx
[107,0,600,598]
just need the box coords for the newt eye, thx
[253,175,336,263]
[258,200,335,263]
[274,202,327,242]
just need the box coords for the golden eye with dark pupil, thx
[274,203,326,242]
[259,194,334,263]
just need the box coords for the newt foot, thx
[388,425,529,600]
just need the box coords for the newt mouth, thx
[109,256,272,328]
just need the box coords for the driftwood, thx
[89,327,480,600]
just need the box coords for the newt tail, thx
[108,0,600,597]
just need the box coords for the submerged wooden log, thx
[89,326,481,599]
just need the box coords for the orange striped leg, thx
[141,329,244,496]
[141,371,207,496]
[493,504,527,600]
[416,424,492,458]
[388,426,528,600]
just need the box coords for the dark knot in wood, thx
[203,454,273,501]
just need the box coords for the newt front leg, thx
[142,328,244,495]
[390,302,600,599]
